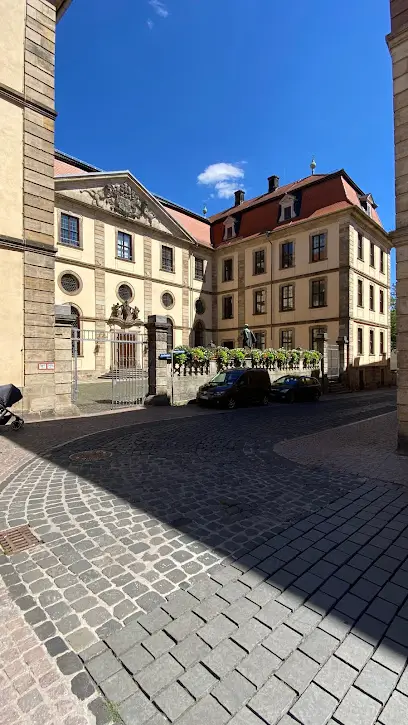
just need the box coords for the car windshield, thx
[209,370,244,387]
[274,376,300,386]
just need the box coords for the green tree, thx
[391,283,397,350]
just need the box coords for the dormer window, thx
[359,193,376,218]
[223,216,236,241]
[279,193,297,223]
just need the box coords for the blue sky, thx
[56,0,395,273]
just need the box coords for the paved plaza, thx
[2,389,408,724]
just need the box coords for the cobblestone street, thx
[2,389,408,724]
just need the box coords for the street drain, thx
[0,525,40,555]
[69,450,113,462]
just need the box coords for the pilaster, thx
[94,219,106,375]
[182,248,190,346]
[237,250,245,330]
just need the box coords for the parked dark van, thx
[197,368,271,409]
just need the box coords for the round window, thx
[118,284,133,302]
[60,272,80,294]
[195,298,205,315]
[161,292,174,309]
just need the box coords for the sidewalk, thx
[275,411,408,486]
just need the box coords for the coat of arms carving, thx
[83,183,156,225]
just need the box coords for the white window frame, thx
[223,216,236,241]
[279,193,296,222]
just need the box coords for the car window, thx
[274,376,300,386]
[210,370,243,386]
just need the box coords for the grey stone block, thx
[296,572,324,595]
[165,611,203,642]
[99,668,138,703]
[203,638,246,678]
[45,636,68,657]
[248,675,296,724]
[305,591,336,616]
[193,594,228,621]
[143,631,175,658]
[300,629,338,665]
[86,651,122,683]
[315,655,358,699]
[237,644,281,687]
[179,663,217,699]
[212,671,256,715]
[57,651,83,675]
[350,579,382,603]
[106,621,147,656]
[355,660,398,704]
[71,671,95,700]
[379,582,408,606]
[224,597,260,625]
[171,633,210,668]
[290,683,337,725]
[176,694,230,724]
[321,576,350,599]
[138,608,172,634]
[352,614,388,646]
[199,614,237,648]
[246,581,280,606]
[336,593,367,619]
[79,641,107,663]
[255,600,290,630]
[287,606,322,636]
[188,577,220,601]
[117,690,157,725]
[263,624,302,659]
[336,634,374,671]
[372,638,408,675]
[397,668,408,695]
[366,598,398,624]
[334,686,381,725]
[218,581,250,604]
[17,688,42,713]
[162,590,197,618]
[363,566,391,586]
[231,618,270,653]
[229,707,272,724]
[277,650,320,694]
[154,681,194,722]
[120,643,154,675]
[380,691,408,725]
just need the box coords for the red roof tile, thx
[163,206,211,247]
[54,159,89,176]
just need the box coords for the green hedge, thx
[173,346,321,370]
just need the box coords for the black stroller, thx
[0,384,24,430]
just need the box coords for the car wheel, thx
[286,390,295,404]
[227,397,237,410]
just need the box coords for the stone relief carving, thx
[83,183,156,225]
[109,300,141,327]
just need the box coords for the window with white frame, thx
[278,194,297,223]
[223,216,236,241]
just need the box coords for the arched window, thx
[167,318,174,353]
[194,321,205,347]
[71,305,81,357]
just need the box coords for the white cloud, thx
[149,0,169,17]
[147,18,154,29]
[197,162,245,199]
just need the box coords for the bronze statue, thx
[121,300,132,321]
[242,324,256,349]
[111,302,121,318]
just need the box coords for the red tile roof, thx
[54,158,89,176]
[163,206,211,247]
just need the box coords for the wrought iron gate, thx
[71,329,148,409]
[327,343,340,380]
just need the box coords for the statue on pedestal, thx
[242,324,256,349]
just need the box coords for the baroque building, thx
[0,0,392,413]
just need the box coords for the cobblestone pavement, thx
[0,389,404,723]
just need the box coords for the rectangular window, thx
[358,328,363,355]
[280,329,293,349]
[161,245,174,272]
[369,329,375,355]
[280,284,294,311]
[370,242,375,267]
[117,231,132,260]
[194,257,204,280]
[311,232,327,262]
[380,251,385,274]
[253,249,266,275]
[226,226,233,240]
[61,213,80,247]
[311,279,326,307]
[369,284,374,311]
[380,289,384,314]
[222,296,233,319]
[281,241,294,268]
[254,331,266,350]
[380,331,384,354]
[222,340,234,349]
[357,233,363,260]
[283,206,292,221]
[223,258,233,282]
[254,289,266,315]
[357,279,363,307]
[310,326,327,351]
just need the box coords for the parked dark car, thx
[270,375,321,403]
[197,368,271,409]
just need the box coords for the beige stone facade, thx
[388,0,408,452]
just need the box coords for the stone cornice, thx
[0,234,57,256]
[386,24,408,52]
[0,81,56,120]
[390,226,408,246]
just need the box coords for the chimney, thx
[234,189,245,206]
[268,175,280,193]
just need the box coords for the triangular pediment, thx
[223,216,236,225]
[280,193,296,205]
[55,171,196,243]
